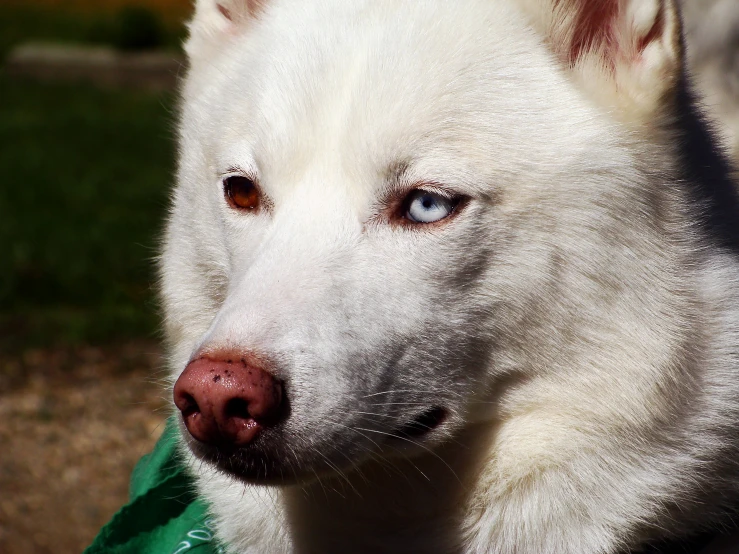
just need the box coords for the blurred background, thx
[1,0,738,553]
[0,1,188,552]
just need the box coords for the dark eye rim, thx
[222,174,262,212]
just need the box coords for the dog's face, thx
[164,0,681,484]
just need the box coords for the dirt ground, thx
[0,341,169,554]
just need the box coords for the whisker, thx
[360,389,462,399]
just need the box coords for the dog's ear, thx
[185,0,267,61]
[522,0,683,118]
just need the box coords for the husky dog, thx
[162,0,739,552]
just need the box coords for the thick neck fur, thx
[456,98,739,553]
[671,72,739,253]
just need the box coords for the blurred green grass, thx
[0,4,185,60]
[0,74,175,351]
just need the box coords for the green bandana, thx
[85,418,739,554]
[85,419,225,554]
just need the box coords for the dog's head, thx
[164,0,685,484]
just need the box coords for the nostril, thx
[224,397,251,420]
[178,393,200,419]
[174,354,285,447]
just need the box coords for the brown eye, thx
[224,176,260,211]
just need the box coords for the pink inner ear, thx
[559,0,619,67]
[217,3,233,21]
[216,0,266,21]
[637,7,664,54]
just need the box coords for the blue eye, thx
[405,190,456,223]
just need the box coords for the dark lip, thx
[389,406,448,440]
[188,439,297,485]
[181,407,449,483]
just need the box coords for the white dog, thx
[161,1,739,552]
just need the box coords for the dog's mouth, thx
[390,406,447,440]
[186,406,449,484]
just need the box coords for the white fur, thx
[161,0,739,552]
